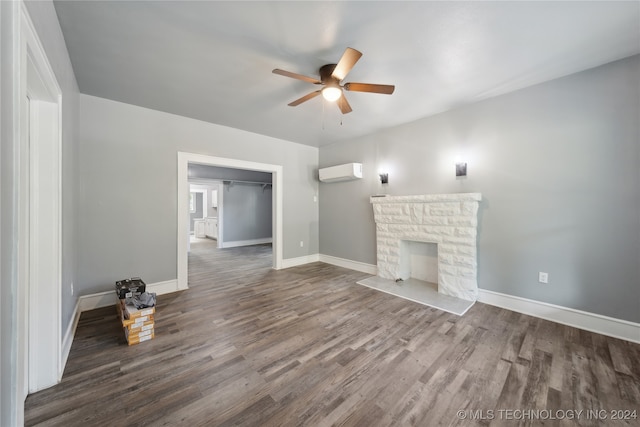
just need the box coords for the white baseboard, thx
[60,299,81,379]
[319,254,378,275]
[221,237,273,248]
[78,279,180,312]
[282,254,320,269]
[78,290,116,312]
[478,289,640,344]
[279,253,378,275]
[148,279,182,295]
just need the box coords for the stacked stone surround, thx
[370,193,482,301]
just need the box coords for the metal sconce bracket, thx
[455,162,467,177]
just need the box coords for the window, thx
[190,192,196,213]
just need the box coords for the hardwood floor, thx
[25,239,640,426]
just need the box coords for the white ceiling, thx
[53,1,640,147]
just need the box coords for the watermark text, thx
[456,409,637,421]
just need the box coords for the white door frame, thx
[177,152,283,290]
[18,3,63,397]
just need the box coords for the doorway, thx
[18,6,63,400]
[188,186,208,242]
[177,153,283,291]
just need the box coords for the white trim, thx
[478,289,640,344]
[177,152,284,291]
[279,253,378,274]
[282,254,320,269]
[222,238,273,249]
[216,184,224,247]
[19,3,63,396]
[319,254,378,275]
[7,3,24,425]
[79,280,180,312]
[148,279,181,296]
[60,299,81,378]
[78,291,115,313]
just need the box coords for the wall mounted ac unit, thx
[319,163,363,183]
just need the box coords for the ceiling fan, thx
[272,47,395,114]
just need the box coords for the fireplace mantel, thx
[370,193,482,301]
[370,193,482,204]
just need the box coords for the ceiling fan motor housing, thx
[319,64,339,84]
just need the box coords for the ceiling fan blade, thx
[273,69,321,84]
[288,90,321,106]
[337,94,352,114]
[344,82,395,95]
[331,47,362,81]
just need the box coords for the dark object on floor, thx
[132,292,156,309]
[115,277,146,299]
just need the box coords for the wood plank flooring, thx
[25,239,640,426]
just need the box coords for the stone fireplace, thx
[370,193,482,301]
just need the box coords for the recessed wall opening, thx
[187,164,273,251]
[177,152,283,291]
[399,240,438,286]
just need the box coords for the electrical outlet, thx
[70,282,74,295]
[300,241,304,248]
[538,272,548,284]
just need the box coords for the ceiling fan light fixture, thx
[274,48,394,114]
[322,86,342,102]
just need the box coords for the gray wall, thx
[77,94,319,295]
[1,1,80,424]
[319,55,640,323]
[189,192,203,232]
[223,182,273,242]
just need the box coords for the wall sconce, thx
[379,173,389,184]
[455,162,467,177]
